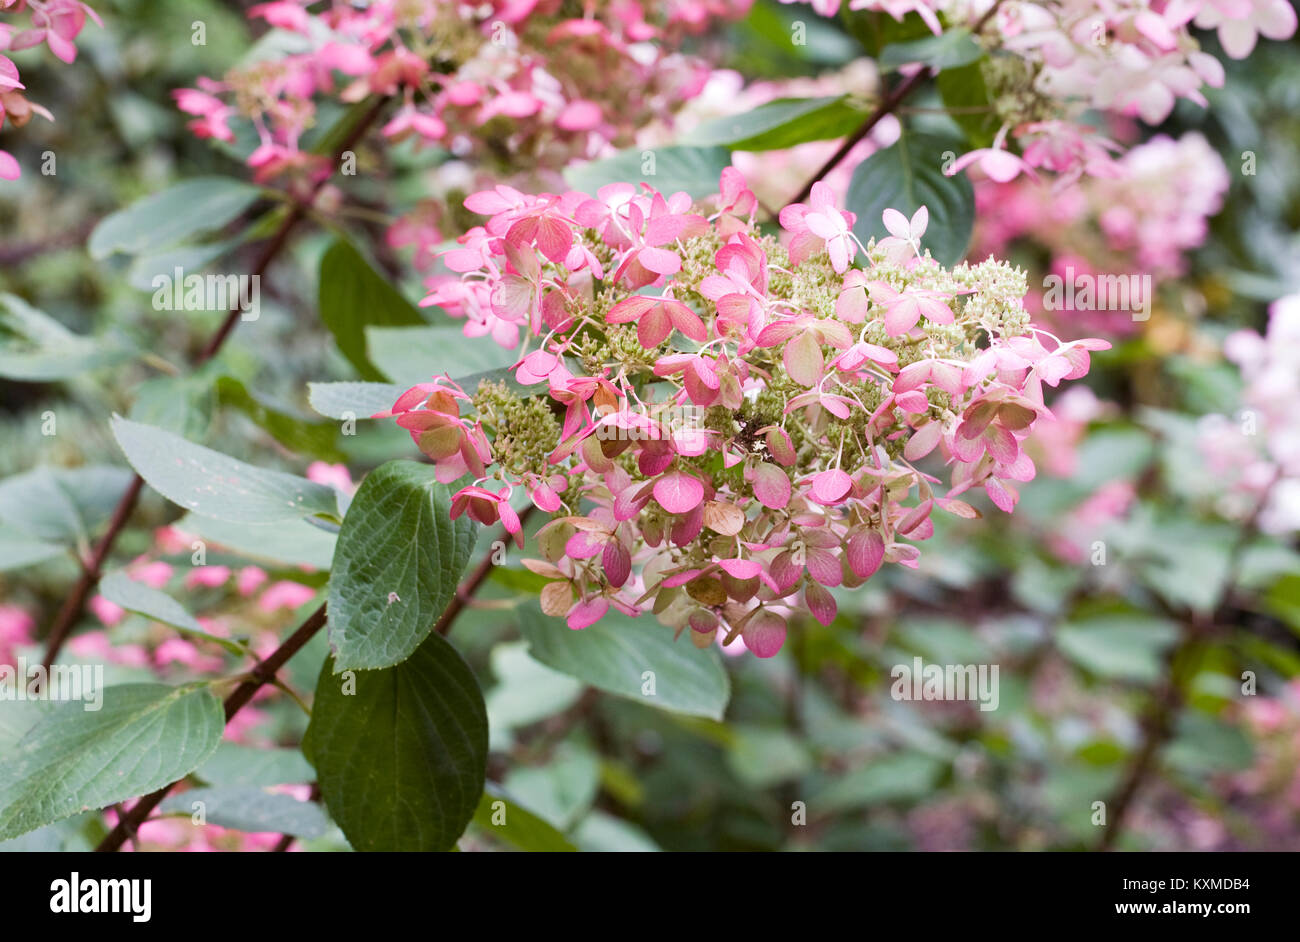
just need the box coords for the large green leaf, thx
[845,130,974,266]
[317,239,426,381]
[111,415,340,524]
[516,605,731,720]
[304,632,488,851]
[88,178,262,260]
[327,461,476,671]
[158,785,331,838]
[0,683,225,841]
[690,96,869,151]
[564,146,732,199]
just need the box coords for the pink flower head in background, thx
[0,1,100,178]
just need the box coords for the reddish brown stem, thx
[782,0,1007,210]
[434,507,535,638]
[785,66,934,209]
[95,604,329,852]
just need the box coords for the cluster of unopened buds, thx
[386,166,1109,656]
[174,0,747,187]
[783,0,1295,185]
[0,0,99,180]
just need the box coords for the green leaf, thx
[691,96,869,151]
[564,146,732,200]
[365,325,514,387]
[0,525,65,572]
[158,786,330,838]
[88,178,262,260]
[726,726,813,788]
[0,294,133,380]
[304,632,488,851]
[128,372,216,440]
[936,61,998,150]
[307,381,406,420]
[196,743,315,788]
[125,238,246,293]
[572,810,661,852]
[215,375,345,461]
[99,570,248,656]
[879,29,982,71]
[1056,614,1181,682]
[449,365,547,398]
[501,746,600,830]
[318,239,426,381]
[111,415,340,524]
[472,784,577,851]
[0,683,225,841]
[516,604,731,720]
[813,752,944,815]
[845,130,974,266]
[485,642,585,732]
[1165,713,1254,774]
[840,8,936,57]
[328,460,475,671]
[176,512,337,570]
[728,0,860,74]
[0,465,134,546]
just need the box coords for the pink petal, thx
[752,463,791,510]
[653,472,705,515]
[811,469,852,504]
[566,597,609,630]
[804,582,837,626]
[846,529,885,579]
[743,610,787,658]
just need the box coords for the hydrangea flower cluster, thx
[782,0,1295,183]
[175,0,747,187]
[388,168,1109,655]
[0,0,100,179]
[976,131,1229,283]
[1198,294,1300,535]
